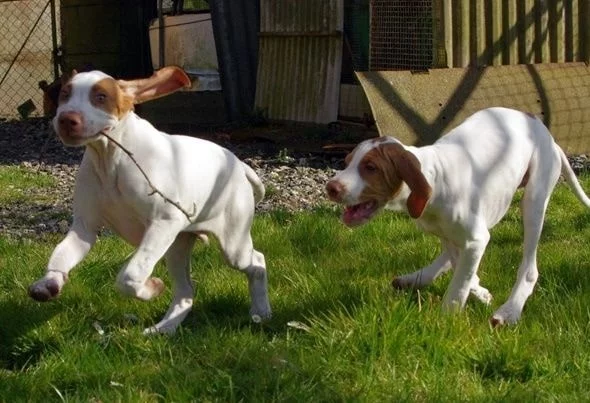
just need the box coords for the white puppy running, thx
[28,66,271,333]
[326,107,590,325]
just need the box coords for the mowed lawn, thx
[2,168,590,401]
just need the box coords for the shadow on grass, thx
[151,283,367,339]
[573,212,590,231]
[0,299,62,371]
[467,349,541,383]
[544,260,590,294]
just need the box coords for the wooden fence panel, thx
[436,0,588,67]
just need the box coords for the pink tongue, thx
[343,207,357,224]
[343,202,374,225]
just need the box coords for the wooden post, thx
[459,0,470,66]
[443,0,453,67]
[506,0,518,64]
[580,0,589,62]
[492,0,503,65]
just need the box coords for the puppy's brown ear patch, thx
[119,94,135,116]
[382,143,432,218]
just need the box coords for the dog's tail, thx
[559,145,590,208]
[242,162,265,204]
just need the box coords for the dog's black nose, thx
[326,180,345,202]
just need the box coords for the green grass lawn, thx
[0,165,56,204]
[2,175,590,401]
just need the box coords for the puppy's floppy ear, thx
[117,66,192,104]
[383,143,432,218]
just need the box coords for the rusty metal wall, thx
[255,0,343,123]
[356,62,590,153]
[435,0,590,68]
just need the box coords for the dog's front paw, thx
[490,304,521,327]
[470,285,493,306]
[391,276,407,289]
[146,277,166,298]
[392,274,425,289]
[441,299,463,313]
[117,276,166,300]
[29,278,62,301]
[250,313,271,323]
[196,232,209,246]
[143,324,177,335]
[250,305,271,324]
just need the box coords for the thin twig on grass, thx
[100,131,197,222]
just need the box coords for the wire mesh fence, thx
[369,0,433,71]
[0,0,59,119]
[160,0,209,14]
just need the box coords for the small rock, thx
[58,220,70,234]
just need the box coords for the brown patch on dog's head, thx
[357,142,432,218]
[344,137,387,167]
[91,78,134,118]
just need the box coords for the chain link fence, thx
[0,0,60,119]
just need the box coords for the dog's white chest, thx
[98,188,147,247]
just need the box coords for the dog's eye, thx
[365,162,378,172]
[58,89,70,102]
[95,93,107,103]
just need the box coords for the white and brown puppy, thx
[326,107,590,326]
[28,67,271,333]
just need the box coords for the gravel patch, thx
[0,118,342,237]
[2,118,589,238]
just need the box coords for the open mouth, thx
[342,200,379,227]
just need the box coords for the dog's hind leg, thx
[223,236,271,322]
[144,232,197,334]
[216,216,271,323]
[491,161,560,326]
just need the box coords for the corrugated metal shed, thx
[255,0,343,123]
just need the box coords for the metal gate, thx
[0,0,60,119]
